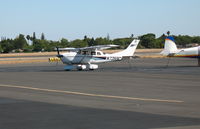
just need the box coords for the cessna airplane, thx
[52,39,140,70]
[161,36,200,66]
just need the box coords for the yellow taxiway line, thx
[0,84,184,103]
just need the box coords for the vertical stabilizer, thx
[111,39,140,57]
[161,36,178,56]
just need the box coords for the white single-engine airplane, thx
[161,36,200,66]
[53,39,140,70]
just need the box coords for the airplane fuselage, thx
[170,46,200,58]
[60,52,122,64]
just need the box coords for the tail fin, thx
[161,36,178,56]
[112,39,140,57]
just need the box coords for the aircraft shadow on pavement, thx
[0,64,199,73]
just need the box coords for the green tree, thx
[88,37,95,46]
[192,36,200,44]
[32,39,46,52]
[130,34,134,39]
[113,38,133,49]
[41,33,45,40]
[70,39,88,48]
[83,35,92,46]
[14,34,28,50]
[44,40,60,51]
[167,31,170,36]
[0,39,14,53]
[33,32,36,40]
[60,38,69,47]
[84,35,88,41]
[0,44,3,53]
[139,33,156,48]
[106,33,110,40]
[174,35,192,47]
[23,45,34,52]
[94,37,110,45]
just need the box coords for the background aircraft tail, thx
[111,39,140,57]
[161,36,178,56]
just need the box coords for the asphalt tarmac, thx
[0,58,200,129]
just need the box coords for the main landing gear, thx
[64,64,98,71]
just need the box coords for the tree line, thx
[0,32,200,53]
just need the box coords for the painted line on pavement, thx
[0,84,184,103]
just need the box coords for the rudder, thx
[161,36,178,56]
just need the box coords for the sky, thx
[0,0,200,41]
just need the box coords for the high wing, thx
[57,48,77,51]
[80,44,119,50]
[56,44,119,51]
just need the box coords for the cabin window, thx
[91,52,96,55]
[82,51,87,55]
[97,52,101,55]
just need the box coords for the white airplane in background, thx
[161,36,200,65]
[52,39,140,70]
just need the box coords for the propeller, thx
[56,47,63,58]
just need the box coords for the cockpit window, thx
[81,51,90,55]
